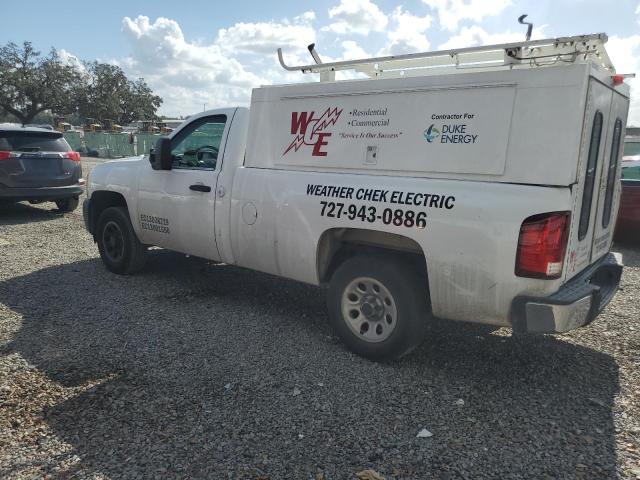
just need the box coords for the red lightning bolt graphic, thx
[283,134,306,155]
[311,107,343,135]
[283,108,343,155]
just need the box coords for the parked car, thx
[614,135,640,241]
[0,124,84,212]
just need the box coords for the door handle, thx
[189,184,211,192]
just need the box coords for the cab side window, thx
[171,115,227,170]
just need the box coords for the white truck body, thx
[84,34,628,359]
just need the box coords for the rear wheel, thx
[327,254,430,361]
[55,197,79,212]
[97,206,147,274]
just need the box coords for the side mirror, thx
[149,137,172,170]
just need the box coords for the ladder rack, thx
[277,33,614,81]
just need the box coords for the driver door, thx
[137,114,227,260]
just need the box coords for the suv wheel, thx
[55,197,79,212]
[327,254,430,361]
[97,206,147,274]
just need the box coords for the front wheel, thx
[96,206,147,274]
[327,254,430,361]
[55,196,79,212]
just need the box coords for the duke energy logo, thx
[284,108,343,157]
[423,124,440,143]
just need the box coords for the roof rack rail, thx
[277,33,613,81]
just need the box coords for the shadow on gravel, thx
[0,251,620,479]
[0,202,62,226]
[614,243,640,268]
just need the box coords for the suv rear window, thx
[0,131,71,152]
[578,111,603,241]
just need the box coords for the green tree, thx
[0,42,81,125]
[77,62,130,123]
[125,77,163,124]
[78,62,162,125]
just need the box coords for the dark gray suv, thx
[0,124,83,212]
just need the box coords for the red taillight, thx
[0,150,11,160]
[64,151,81,161]
[515,212,570,279]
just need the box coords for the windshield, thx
[623,141,640,156]
[0,131,71,152]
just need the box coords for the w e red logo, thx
[283,107,342,157]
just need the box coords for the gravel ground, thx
[0,158,639,479]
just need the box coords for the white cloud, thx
[121,15,264,116]
[295,11,316,23]
[607,35,640,126]
[423,0,511,31]
[216,12,316,55]
[322,0,388,35]
[378,7,432,56]
[58,49,86,73]
[437,25,545,50]
[341,40,370,60]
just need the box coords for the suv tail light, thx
[515,212,570,279]
[64,151,81,161]
[0,150,14,160]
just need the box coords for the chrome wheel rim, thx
[341,276,398,343]
[102,221,125,263]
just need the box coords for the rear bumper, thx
[0,184,84,201]
[511,252,623,334]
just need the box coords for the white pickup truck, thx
[84,34,627,360]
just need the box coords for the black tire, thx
[96,206,147,275]
[55,197,79,212]
[327,254,430,361]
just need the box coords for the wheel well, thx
[88,191,128,237]
[317,228,428,284]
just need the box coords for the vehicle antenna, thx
[307,44,323,65]
[518,14,533,42]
